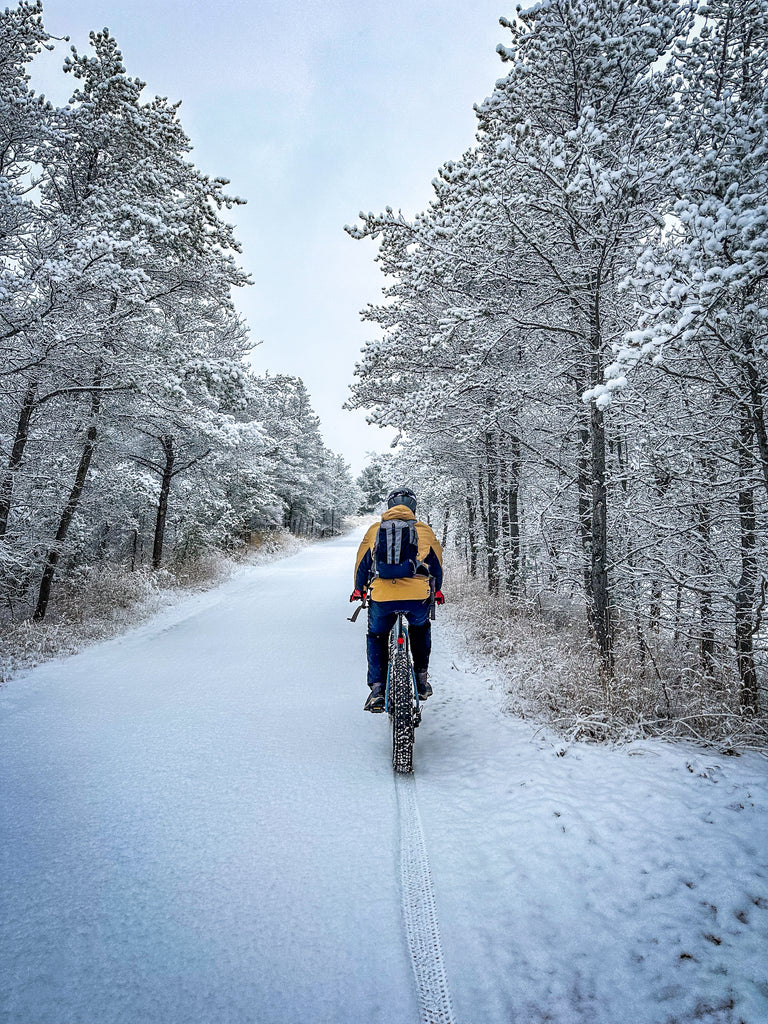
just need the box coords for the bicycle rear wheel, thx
[389,619,415,773]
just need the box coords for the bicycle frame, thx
[384,614,415,709]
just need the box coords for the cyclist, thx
[350,487,445,712]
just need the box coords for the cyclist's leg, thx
[403,602,431,674]
[367,601,398,689]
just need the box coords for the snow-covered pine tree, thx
[22,29,250,617]
[595,0,768,708]
[356,455,395,514]
[0,10,356,626]
[475,0,693,670]
[350,0,692,673]
[0,1,53,604]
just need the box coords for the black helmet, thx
[387,487,417,513]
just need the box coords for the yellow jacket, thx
[354,505,443,603]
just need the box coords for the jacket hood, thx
[382,505,417,522]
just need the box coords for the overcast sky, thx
[29,0,508,474]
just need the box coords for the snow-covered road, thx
[1,533,767,1024]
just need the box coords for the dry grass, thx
[0,565,171,682]
[444,562,768,751]
[0,529,305,684]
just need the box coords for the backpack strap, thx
[372,519,420,581]
[387,520,411,563]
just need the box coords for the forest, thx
[0,2,357,640]
[1,4,766,1019]
[2,0,767,742]
[348,0,768,739]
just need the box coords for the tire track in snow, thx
[396,773,458,1024]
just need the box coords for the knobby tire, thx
[390,623,415,774]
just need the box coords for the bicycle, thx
[348,598,425,773]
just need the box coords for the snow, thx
[1,532,767,1024]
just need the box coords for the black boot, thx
[364,682,386,713]
[415,670,432,700]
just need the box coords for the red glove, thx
[435,590,445,605]
[350,589,365,602]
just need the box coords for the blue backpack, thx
[374,518,420,580]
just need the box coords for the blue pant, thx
[366,599,431,689]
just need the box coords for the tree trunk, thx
[590,400,613,673]
[34,374,101,621]
[588,291,613,675]
[466,486,478,578]
[152,435,175,569]
[477,465,488,584]
[673,561,685,646]
[649,463,670,633]
[441,507,450,550]
[0,379,37,540]
[500,474,510,591]
[742,329,768,500]
[649,580,663,634]
[735,408,759,712]
[575,393,592,605]
[504,435,521,598]
[484,432,500,597]
[694,462,716,676]
[571,297,592,604]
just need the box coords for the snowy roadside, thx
[0,529,315,685]
[0,530,765,1024]
[440,563,768,753]
[419,604,768,1024]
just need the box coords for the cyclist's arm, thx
[355,550,373,594]
[425,548,443,591]
[419,523,443,591]
[354,526,377,593]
